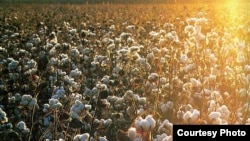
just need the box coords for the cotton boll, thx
[43,104,50,112]
[21,95,32,106]
[183,111,192,123]
[128,127,137,139]
[0,108,8,123]
[145,115,156,130]
[139,97,147,105]
[209,111,221,121]
[141,119,150,131]
[244,65,250,72]
[99,136,108,141]
[137,107,144,115]
[73,135,82,141]
[28,98,37,107]
[104,119,112,127]
[17,121,27,130]
[190,109,200,122]
[84,104,92,110]
[217,105,230,120]
[79,133,90,141]
[135,117,143,129]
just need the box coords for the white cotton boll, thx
[184,25,194,33]
[217,105,230,120]
[160,77,167,84]
[17,121,26,130]
[141,119,150,131]
[0,108,8,123]
[43,104,50,112]
[91,87,99,95]
[84,104,92,110]
[244,65,250,72]
[135,117,143,129]
[55,87,65,97]
[148,73,159,82]
[73,135,82,141]
[128,127,137,139]
[70,68,82,78]
[137,107,144,115]
[146,115,156,129]
[190,109,200,122]
[8,60,19,70]
[138,97,146,105]
[162,136,172,141]
[78,133,90,141]
[126,25,135,31]
[26,59,37,69]
[104,119,112,126]
[21,95,32,106]
[190,78,201,87]
[69,28,77,34]
[183,111,192,123]
[209,112,221,120]
[71,48,80,57]
[166,32,174,41]
[28,98,37,107]
[99,136,108,141]
[149,31,160,39]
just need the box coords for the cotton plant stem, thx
[28,72,44,141]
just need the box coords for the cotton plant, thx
[20,94,37,109]
[153,133,172,141]
[70,100,92,120]
[7,58,19,70]
[73,133,90,141]
[160,101,173,114]
[64,75,78,88]
[43,98,62,113]
[182,109,200,123]
[16,121,30,134]
[0,108,8,123]
[127,127,143,141]
[208,111,225,124]
[207,100,220,113]
[51,86,66,99]
[216,105,230,122]
[135,115,156,132]
[69,68,82,78]
[94,118,112,128]
[176,104,194,121]
[157,119,173,135]
[9,93,22,104]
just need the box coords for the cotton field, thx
[0,1,249,141]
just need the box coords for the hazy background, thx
[0,0,248,4]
